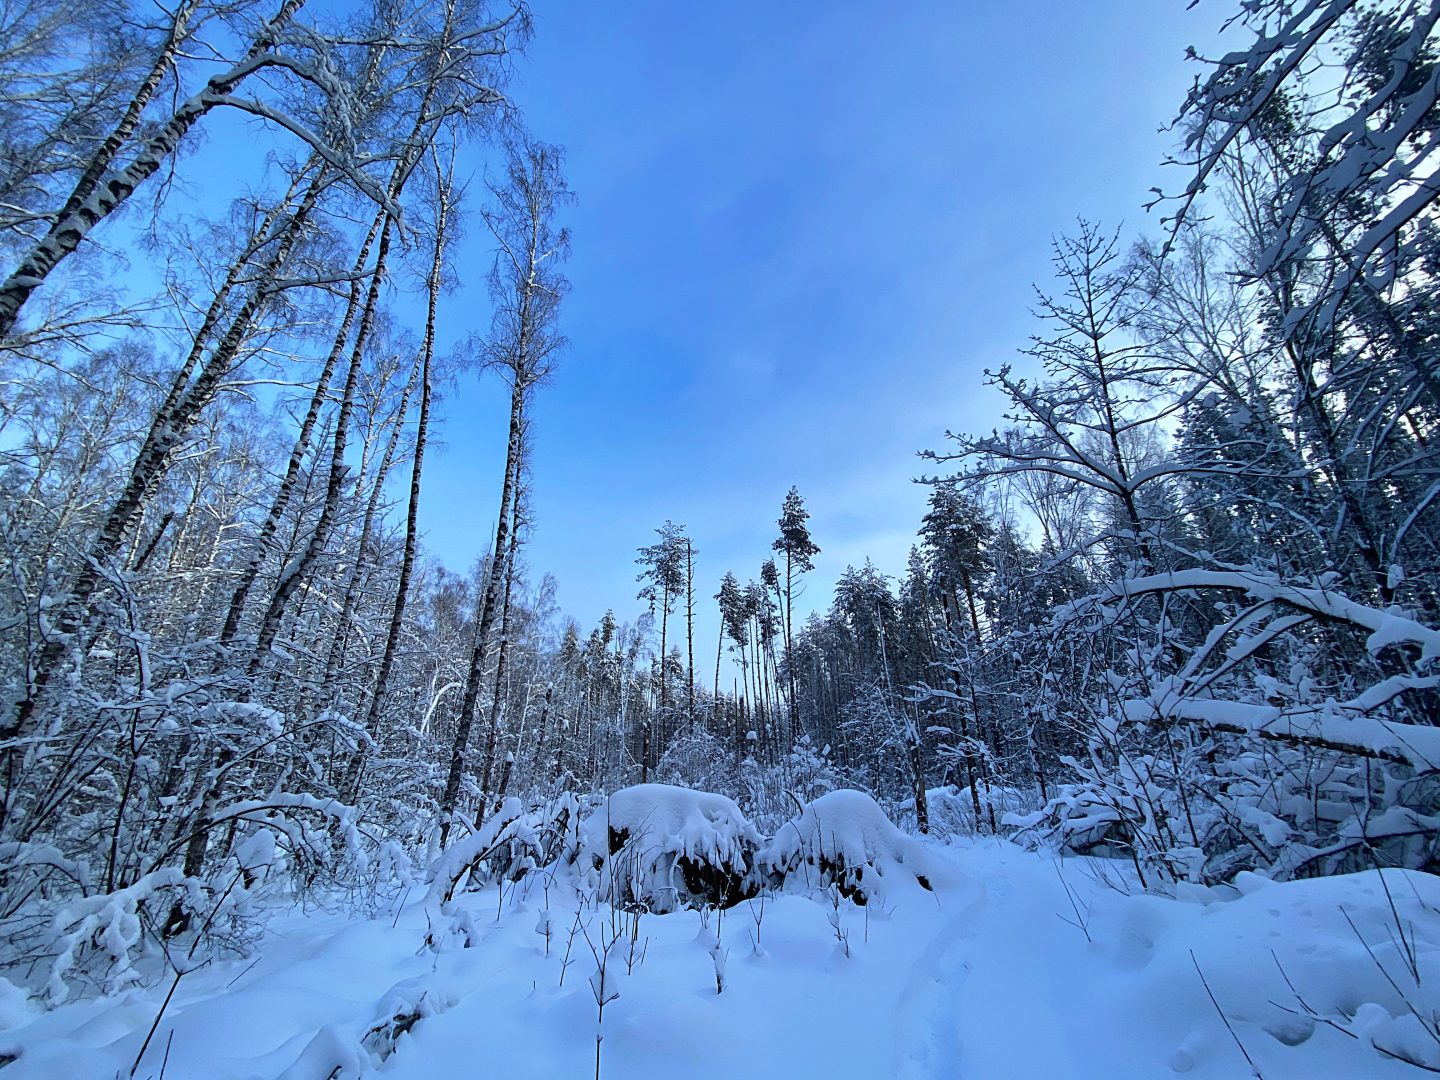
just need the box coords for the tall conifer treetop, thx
[773,486,820,570]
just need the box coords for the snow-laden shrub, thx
[537,790,587,871]
[654,731,742,801]
[1004,783,1133,859]
[582,784,762,913]
[41,869,184,1003]
[785,734,841,803]
[760,790,932,905]
[0,815,324,1006]
[1011,568,1440,887]
[1007,741,1440,888]
[652,734,851,834]
[426,791,588,914]
[923,783,1032,838]
[1219,749,1440,882]
[427,797,529,908]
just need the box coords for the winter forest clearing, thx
[3,0,1440,1076]
[6,792,1440,1080]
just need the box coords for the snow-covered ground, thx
[4,836,1439,1079]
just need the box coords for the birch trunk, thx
[0,0,310,337]
[478,443,525,807]
[438,386,523,848]
[219,210,384,643]
[3,167,324,763]
[319,348,422,691]
[340,158,450,801]
[247,214,394,675]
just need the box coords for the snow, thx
[583,784,762,913]
[594,784,761,866]
[762,790,932,903]
[0,979,34,1032]
[6,830,1440,1077]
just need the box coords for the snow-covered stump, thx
[585,785,763,913]
[760,790,933,905]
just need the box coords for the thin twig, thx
[1191,950,1264,1079]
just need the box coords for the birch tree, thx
[439,136,570,844]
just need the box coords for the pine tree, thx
[919,481,994,640]
[772,487,820,732]
[636,521,687,779]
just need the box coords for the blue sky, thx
[418,1,1224,656]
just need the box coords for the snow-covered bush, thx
[760,790,932,905]
[582,784,762,913]
[427,791,589,909]
[40,870,184,1004]
[1006,739,1440,889]
[1014,569,1440,887]
[653,731,742,801]
[1004,783,1137,860]
[653,733,853,834]
[427,798,531,909]
[924,783,1032,839]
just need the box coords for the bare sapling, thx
[748,893,767,957]
[1054,860,1093,943]
[709,937,727,994]
[559,908,585,988]
[826,883,851,959]
[582,917,623,1080]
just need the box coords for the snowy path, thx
[4,839,1440,1078]
[890,903,977,1079]
[891,850,1103,1080]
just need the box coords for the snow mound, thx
[761,790,931,904]
[584,784,762,913]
